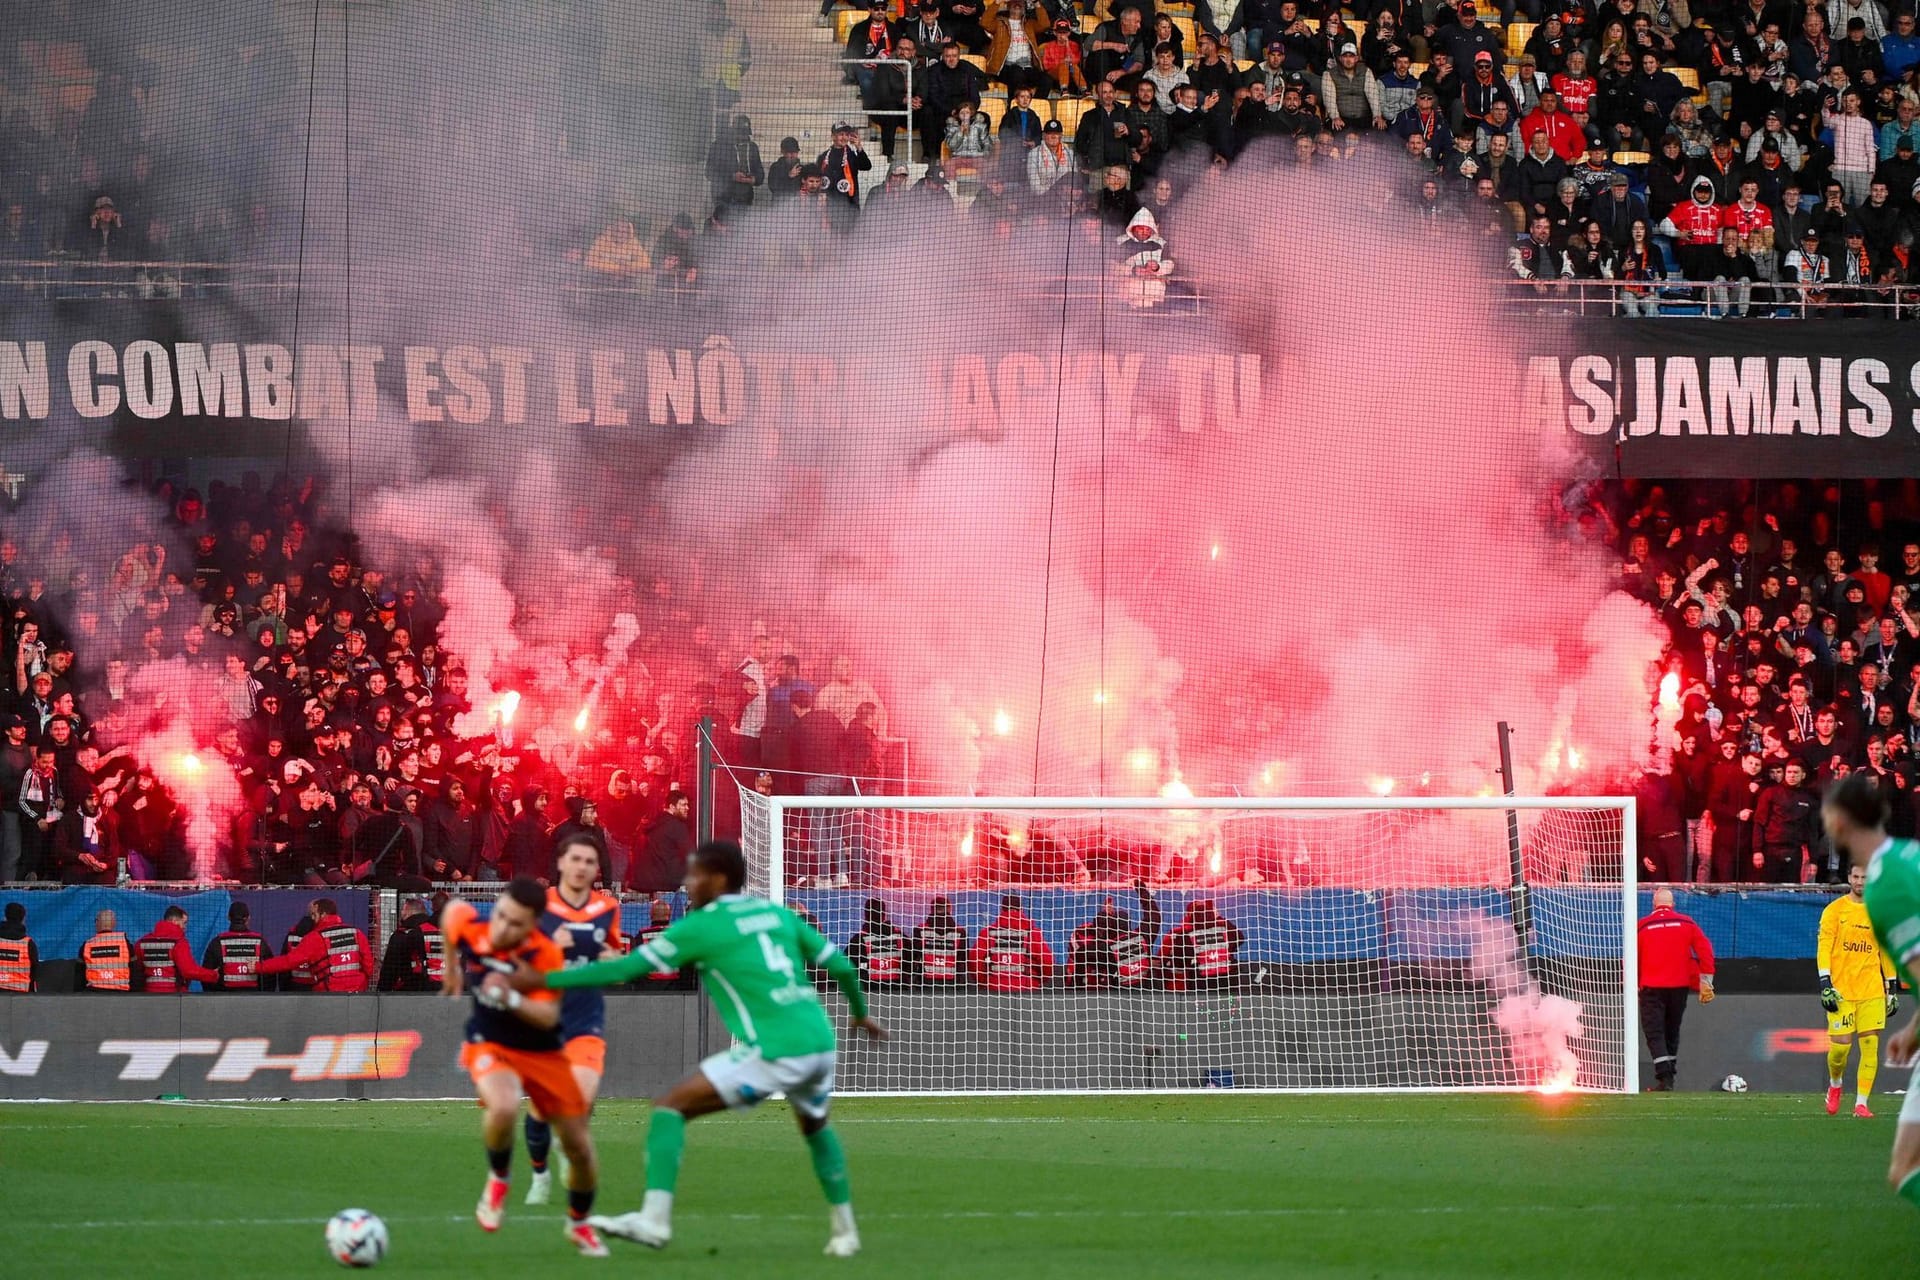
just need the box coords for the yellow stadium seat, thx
[1672,66,1700,87]
[1160,1,1196,12]
[1410,61,1427,76]
[979,96,1005,129]
[1349,19,1369,41]
[1612,150,1650,165]
[1051,95,1089,135]
[1304,17,1321,32]
[1236,59,1255,71]
[1170,14,1197,48]
[961,53,987,70]
[834,9,862,44]
[1506,21,1534,59]
[1079,14,1098,32]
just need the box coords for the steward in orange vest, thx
[81,908,132,991]
[0,900,37,992]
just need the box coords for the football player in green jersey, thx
[511,840,887,1256]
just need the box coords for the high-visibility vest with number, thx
[283,928,318,989]
[416,923,444,984]
[986,926,1032,978]
[1112,932,1152,986]
[319,924,369,991]
[81,931,131,990]
[637,924,684,981]
[1191,924,1232,977]
[213,932,266,990]
[916,927,965,982]
[860,931,904,983]
[137,936,181,992]
[0,936,31,992]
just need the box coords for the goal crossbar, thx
[759,794,1636,811]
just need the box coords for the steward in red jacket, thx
[136,906,220,993]
[970,894,1054,991]
[1636,887,1716,1090]
[258,898,374,992]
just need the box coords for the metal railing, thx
[0,256,306,301]
[1500,275,1920,319]
[5,255,1913,321]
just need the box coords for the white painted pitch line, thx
[15,1201,1830,1233]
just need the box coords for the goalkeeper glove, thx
[1698,975,1715,1004]
[1820,984,1841,1013]
[1889,982,1901,1017]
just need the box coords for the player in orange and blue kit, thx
[441,877,608,1258]
[525,833,626,1206]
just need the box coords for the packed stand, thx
[0,472,900,893]
[5,468,1902,897]
[1583,476,1920,883]
[572,0,1920,310]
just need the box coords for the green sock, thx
[806,1125,851,1207]
[646,1108,686,1194]
[1900,1168,1920,1211]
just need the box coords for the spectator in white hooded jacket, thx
[1114,207,1176,307]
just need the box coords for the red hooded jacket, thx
[259,914,374,991]
[970,906,1054,991]
[1637,905,1715,990]
[135,918,219,993]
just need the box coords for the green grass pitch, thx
[3,1093,1907,1277]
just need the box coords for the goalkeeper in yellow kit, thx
[1819,861,1901,1118]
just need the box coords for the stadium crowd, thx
[0,469,1909,894]
[1592,477,1920,883]
[577,0,1920,309]
[0,470,900,892]
[10,0,1919,309]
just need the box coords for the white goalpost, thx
[738,793,1639,1096]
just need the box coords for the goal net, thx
[737,793,1638,1095]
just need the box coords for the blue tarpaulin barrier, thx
[0,884,1840,964]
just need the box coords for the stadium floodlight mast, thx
[740,792,1639,1097]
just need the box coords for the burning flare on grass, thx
[1462,916,1587,1092]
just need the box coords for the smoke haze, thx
[7,5,1673,845]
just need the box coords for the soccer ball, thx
[1719,1074,1749,1093]
[325,1209,388,1268]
